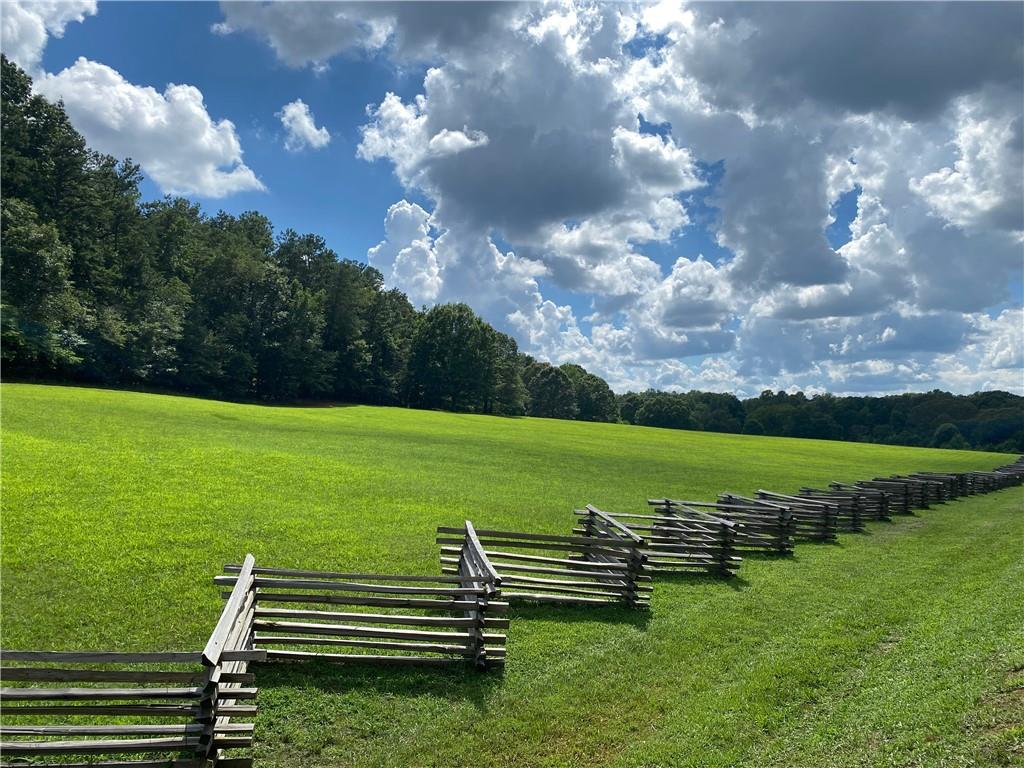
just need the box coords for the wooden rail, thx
[438,514,651,607]
[218,525,507,669]
[653,497,795,556]
[750,491,838,542]
[590,504,740,576]
[0,555,265,768]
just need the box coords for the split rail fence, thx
[438,507,651,608]
[0,554,264,768]
[216,522,506,670]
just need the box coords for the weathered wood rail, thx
[438,512,651,607]
[216,525,507,669]
[575,504,741,577]
[825,483,892,521]
[750,490,839,541]
[0,554,264,768]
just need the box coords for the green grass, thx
[2,382,1022,767]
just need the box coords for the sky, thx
[2,0,1022,397]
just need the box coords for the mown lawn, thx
[2,382,1021,767]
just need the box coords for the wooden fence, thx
[751,490,839,541]
[577,504,741,577]
[216,526,507,670]
[0,554,264,768]
[438,514,651,608]
[825,483,892,521]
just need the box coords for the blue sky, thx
[42,1,425,263]
[6,1,1022,396]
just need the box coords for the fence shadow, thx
[507,601,653,629]
[251,658,503,708]
[650,570,751,592]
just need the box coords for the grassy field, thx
[2,382,1022,767]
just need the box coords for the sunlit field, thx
[2,382,1021,767]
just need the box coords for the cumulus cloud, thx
[0,0,96,71]
[36,57,264,197]
[680,2,1024,121]
[227,0,1023,395]
[910,92,1024,233]
[215,1,520,68]
[366,200,442,306]
[277,98,330,152]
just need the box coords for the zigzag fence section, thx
[216,522,506,670]
[649,497,794,557]
[579,504,740,576]
[0,554,264,768]
[438,509,651,608]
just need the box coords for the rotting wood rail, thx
[579,503,741,577]
[438,511,651,607]
[216,522,507,669]
[0,554,264,768]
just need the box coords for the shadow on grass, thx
[251,657,503,708]
[651,570,751,592]
[739,550,796,563]
[507,601,653,629]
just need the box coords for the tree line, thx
[617,389,1023,453]
[2,56,1021,452]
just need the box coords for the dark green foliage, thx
[618,387,1024,452]
[559,363,618,422]
[634,391,694,430]
[524,363,578,419]
[407,303,491,411]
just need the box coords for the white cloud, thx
[230,0,1024,395]
[0,0,96,71]
[367,200,442,306]
[277,98,330,152]
[427,128,489,157]
[36,57,264,197]
[910,92,1023,234]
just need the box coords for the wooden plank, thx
[463,520,501,584]
[0,704,200,717]
[0,737,200,755]
[0,668,206,684]
[582,505,644,543]
[219,576,484,597]
[205,554,256,666]
[225,564,468,583]
[442,547,631,572]
[0,652,202,664]
[0,725,204,736]
[264,649,482,666]
[253,620,494,644]
[253,591,506,612]
[0,761,203,768]
[0,686,205,702]
[254,636,476,655]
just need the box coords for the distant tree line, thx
[617,389,1023,453]
[2,56,1021,452]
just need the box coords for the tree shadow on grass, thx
[251,657,503,709]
